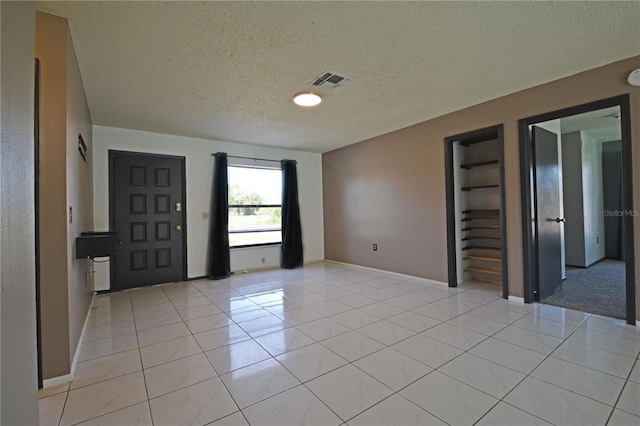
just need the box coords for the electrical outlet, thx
[202,212,209,219]
[69,206,73,223]
[597,236,599,244]
[261,257,266,264]
[373,243,377,251]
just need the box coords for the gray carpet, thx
[542,259,626,319]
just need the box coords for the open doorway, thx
[536,106,625,318]
[519,95,635,325]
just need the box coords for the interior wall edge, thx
[0,1,39,424]
[36,10,72,381]
[65,16,94,369]
[70,293,94,380]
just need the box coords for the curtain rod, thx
[211,153,282,163]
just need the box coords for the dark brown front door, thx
[533,126,563,300]
[110,151,186,290]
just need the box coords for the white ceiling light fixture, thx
[627,68,640,86]
[293,92,322,107]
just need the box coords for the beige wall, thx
[36,11,71,379]
[66,26,94,364]
[323,56,640,318]
[1,1,40,423]
[36,11,94,380]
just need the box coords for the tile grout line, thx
[65,290,149,426]
[604,354,640,423]
[269,297,468,424]
[397,302,526,424]
[218,280,419,423]
[129,287,157,426]
[366,294,592,424]
[184,280,253,425]
[485,313,622,425]
[54,387,70,426]
[66,263,635,426]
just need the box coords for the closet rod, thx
[211,153,282,163]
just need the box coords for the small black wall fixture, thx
[78,134,87,162]
[208,152,231,279]
[280,159,303,269]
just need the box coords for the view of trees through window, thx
[228,166,282,247]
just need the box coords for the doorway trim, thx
[445,124,509,299]
[108,150,188,291]
[34,58,43,389]
[518,94,635,325]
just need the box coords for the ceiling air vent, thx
[309,70,352,91]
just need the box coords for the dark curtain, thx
[208,152,231,279]
[281,160,303,269]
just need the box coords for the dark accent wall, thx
[323,56,640,319]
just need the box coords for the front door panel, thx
[111,151,185,290]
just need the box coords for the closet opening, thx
[445,124,508,299]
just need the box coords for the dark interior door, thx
[111,151,186,290]
[602,151,624,260]
[533,126,563,300]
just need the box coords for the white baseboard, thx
[324,260,448,287]
[42,293,94,388]
[232,265,279,274]
[42,374,72,388]
[508,296,525,304]
[70,292,95,379]
[232,258,326,275]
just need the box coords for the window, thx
[228,165,282,248]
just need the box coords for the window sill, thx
[230,243,282,251]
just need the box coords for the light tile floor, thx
[38,262,640,425]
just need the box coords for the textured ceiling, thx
[36,1,640,153]
[561,106,622,142]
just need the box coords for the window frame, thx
[227,164,282,249]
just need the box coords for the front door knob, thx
[554,217,566,223]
